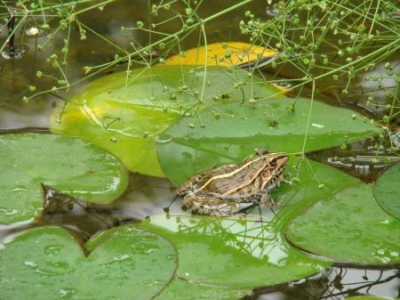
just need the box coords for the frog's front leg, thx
[259,191,272,206]
[259,190,287,208]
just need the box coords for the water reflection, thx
[307,137,400,182]
[246,268,400,300]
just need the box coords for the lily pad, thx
[140,159,363,291]
[374,163,400,220]
[286,185,400,265]
[139,214,331,289]
[270,157,364,230]
[0,225,176,299]
[0,133,128,224]
[154,279,250,300]
[156,98,381,185]
[50,65,283,177]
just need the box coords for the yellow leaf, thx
[164,42,276,67]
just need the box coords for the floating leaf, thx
[374,163,400,220]
[50,65,283,177]
[155,279,249,300]
[144,159,360,291]
[156,98,381,185]
[286,185,400,265]
[0,225,176,299]
[164,42,276,68]
[270,157,364,231]
[139,214,330,289]
[0,133,128,224]
[139,159,366,292]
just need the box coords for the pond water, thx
[0,0,399,299]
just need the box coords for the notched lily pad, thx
[286,185,400,266]
[50,65,283,177]
[0,133,128,224]
[0,224,176,299]
[139,215,330,289]
[374,163,400,220]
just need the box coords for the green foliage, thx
[240,0,399,85]
[157,97,380,185]
[374,163,400,220]
[1,0,398,129]
[0,154,374,297]
[0,225,176,299]
[1,0,254,102]
[1,0,399,298]
[286,185,400,265]
[50,65,283,177]
[153,280,249,300]
[0,133,128,224]
[240,0,400,131]
[139,214,330,288]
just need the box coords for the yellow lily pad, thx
[164,42,276,67]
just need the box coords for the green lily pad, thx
[286,185,400,265]
[50,65,283,177]
[139,158,364,291]
[0,133,128,224]
[139,214,330,289]
[374,163,400,220]
[156,98,381,185]
[154,279,250,300]
[271,157,363,231]
[0,224,176,299]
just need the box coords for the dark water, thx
[1,0,399,299]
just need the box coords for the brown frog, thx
[177,151,289,216]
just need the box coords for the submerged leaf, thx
[0,225,176,299]
[0,133,128,224]
[374,163,400,220]
[286,185,400,265]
